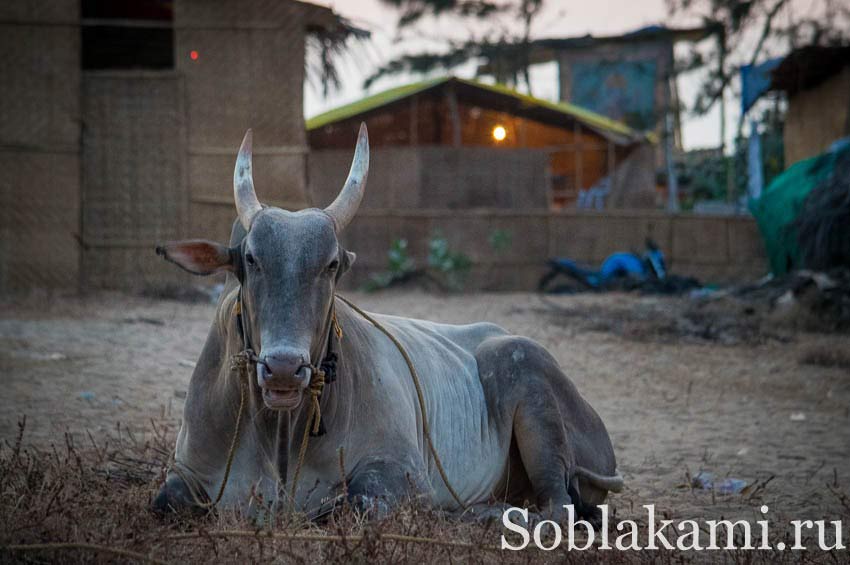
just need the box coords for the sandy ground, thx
[1,289,849,527]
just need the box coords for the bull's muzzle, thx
[257,348,311,410]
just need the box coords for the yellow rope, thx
[289,368,326,505]
[335,294,468,510]
[171,353,247,511]
[177,295,465,515]
[208,354,249,507]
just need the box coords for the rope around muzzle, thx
[177,295,466,513]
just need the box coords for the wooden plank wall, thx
[308,91,653,209]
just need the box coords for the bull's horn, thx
[234,129,262,230]
[325,123,369,231]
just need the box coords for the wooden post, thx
[573,121,583,195]
[409,94,418,145]
[445,84,461,147]
[664,43,680,213]
[717,28,734,203]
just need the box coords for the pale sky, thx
[303,0,809,151]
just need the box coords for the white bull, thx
[154,124,622,522]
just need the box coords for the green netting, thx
[749,144,850,275]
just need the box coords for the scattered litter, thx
[78,391,96,401]
[532,296,790,346]
[736,447,749,456]
[790,412,806,421]
[691,471,748,494]
[178,359,197,369]
[776,290,795,306]
[728,267,850,332]
[688,288,717,299]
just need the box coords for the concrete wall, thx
[340,210,768,291]
[0,1,81,291]
[784,66,850,165]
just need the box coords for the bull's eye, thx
[327,259,339,273]
[245,253,257,268]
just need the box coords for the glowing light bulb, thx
[492,125,506,141]
[190,50,199,61]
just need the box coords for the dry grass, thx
[3,290,850,563]
[1,417,848,564]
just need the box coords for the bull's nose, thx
[258,348,309,386]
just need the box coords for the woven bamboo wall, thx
[1,0,319,293]
[81,73,189,290]
[783,67,850,165]
[0,1,81,292]
[176,0,311,245]
[338,210,767,291]
[309,147,549,211]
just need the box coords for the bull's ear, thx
[335,249,356,281]
[155,240,235,275]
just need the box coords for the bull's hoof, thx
[349,494,392,521]
[151,475,207,516]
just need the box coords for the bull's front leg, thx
[344,452,429,519]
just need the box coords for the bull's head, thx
[157,124,368,411]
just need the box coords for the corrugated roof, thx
[306,76,653,144]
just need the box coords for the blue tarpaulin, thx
[740,57,783,114]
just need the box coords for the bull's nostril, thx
[260,350,307,380]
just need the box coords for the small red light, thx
[190,50,199,61]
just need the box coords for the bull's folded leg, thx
[568,475,603,527]
[459,502,544,526]
[152,473,209,515]
[345,456,428,520]
[512,394,576,521]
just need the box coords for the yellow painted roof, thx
[306,76,652,144]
